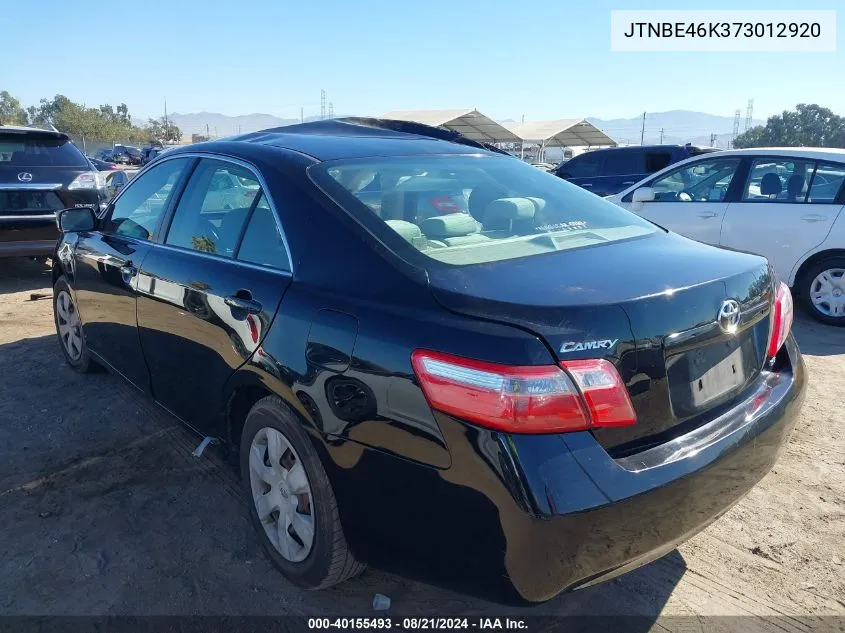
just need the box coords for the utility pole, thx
[328,102,334,118]
[732,109,741,146]
[320,89,326,120]
[640,112,646,144]
[659,128,664,144]
[206,123,210,138]
[300,107,304,123]
[710,132,717,147]
[164,98,168,142]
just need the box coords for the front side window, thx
[742,158,815,203]
[165,159,261,257]
[650,158,741,203]
[808,162,845,204]
[311,155,656,267]
[560,152,602,178]
[102,158,190,240]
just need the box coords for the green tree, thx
[734,104,845,148]
[0,90,28,125]
[145,117,182,143]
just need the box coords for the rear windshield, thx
[311,154,656,266]
[0,133,88,167]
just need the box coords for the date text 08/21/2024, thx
[307,618,528,630]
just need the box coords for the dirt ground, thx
[0,257,843,626]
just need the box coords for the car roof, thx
[698,147,845,161]
[0,125,69,140]
[580,144,711,153]
[178,118,500,162]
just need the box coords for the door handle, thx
[581,183,593,188]
[697,211,719,218]
[622,181,636,185]
[225,293,262,314]
[801,213,827,223]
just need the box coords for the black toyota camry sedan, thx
[51,118,805,604]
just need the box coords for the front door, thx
[721,157,845,282]
[136,158,292,434]
[626,156,743,246]
[70,157,193,390]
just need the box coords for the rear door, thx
[70,157,193,390]
[721,157,845,282]
[556,151,604,193]
[621,155,744,245]
[136,157,292,434]
[591,148,646,197]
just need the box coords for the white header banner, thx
[611,10,836,52]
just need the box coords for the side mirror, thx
[58,207,96,233]
[631,187,655,211]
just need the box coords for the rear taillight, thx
[68,171,103,190]
[767,281,794,359]
[411,350,636,434]
[429,196,463,213]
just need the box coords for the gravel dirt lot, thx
[0,257,843,627]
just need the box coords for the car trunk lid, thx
[427,232,773,453]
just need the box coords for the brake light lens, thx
[429,196,463,213]
[68,171,103,190]
[767,281,794,359]
[411,350,636,434]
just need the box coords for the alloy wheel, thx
[56,290,83,360]
[809,268,845,317]
[248,427,315,563]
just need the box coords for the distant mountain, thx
[587,110,764,148]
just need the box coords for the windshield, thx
[312,154,657,266]
[0,133,88,167]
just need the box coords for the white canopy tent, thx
[505,119,617,162]
[380,109,521,143]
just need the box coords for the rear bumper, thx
[503,336,805,601]
[0,215,58,257]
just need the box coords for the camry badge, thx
[17,172,33,182]
[718,299,741,334]
[560,339,619,354]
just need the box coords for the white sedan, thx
[606,147,845,325]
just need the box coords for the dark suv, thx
[555,144,718,197]
[0,126,104,257]
[51,119,804,604]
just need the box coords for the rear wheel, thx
[240,396,363,588]
[798,257,845,326]
[53,276,96,372]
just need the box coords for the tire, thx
[53,276,97,372]
[797,256,845,326]
[240,395,364,589]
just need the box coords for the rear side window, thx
[645,151,672,173]
[311,155,656,267]
[165,159,260,258]
[808,163,845,203]
[742,158,815,203]
[103,158,190,240]
[0,133,87,167]
[236,194,290,271]
[602,150,643,176]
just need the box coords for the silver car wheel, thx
[810,268,845,317]
[248,427,315,563]
[55,290,83,360]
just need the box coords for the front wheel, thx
[798,257,845,326]
[53,276,97,372]
[240,396,364,589]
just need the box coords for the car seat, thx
[760,173,782,198]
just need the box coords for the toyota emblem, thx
[718,299,741,334]
[17,172,33,183]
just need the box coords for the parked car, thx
[142,145,178,165]
[555,144,718,197]
[607,147,845,326]
[111,144,143,165]
[0,125,105,257]
[94,148,116,162]
[87,156,119,171]
[50,118,805,604]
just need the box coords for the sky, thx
[2,0,842,125]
